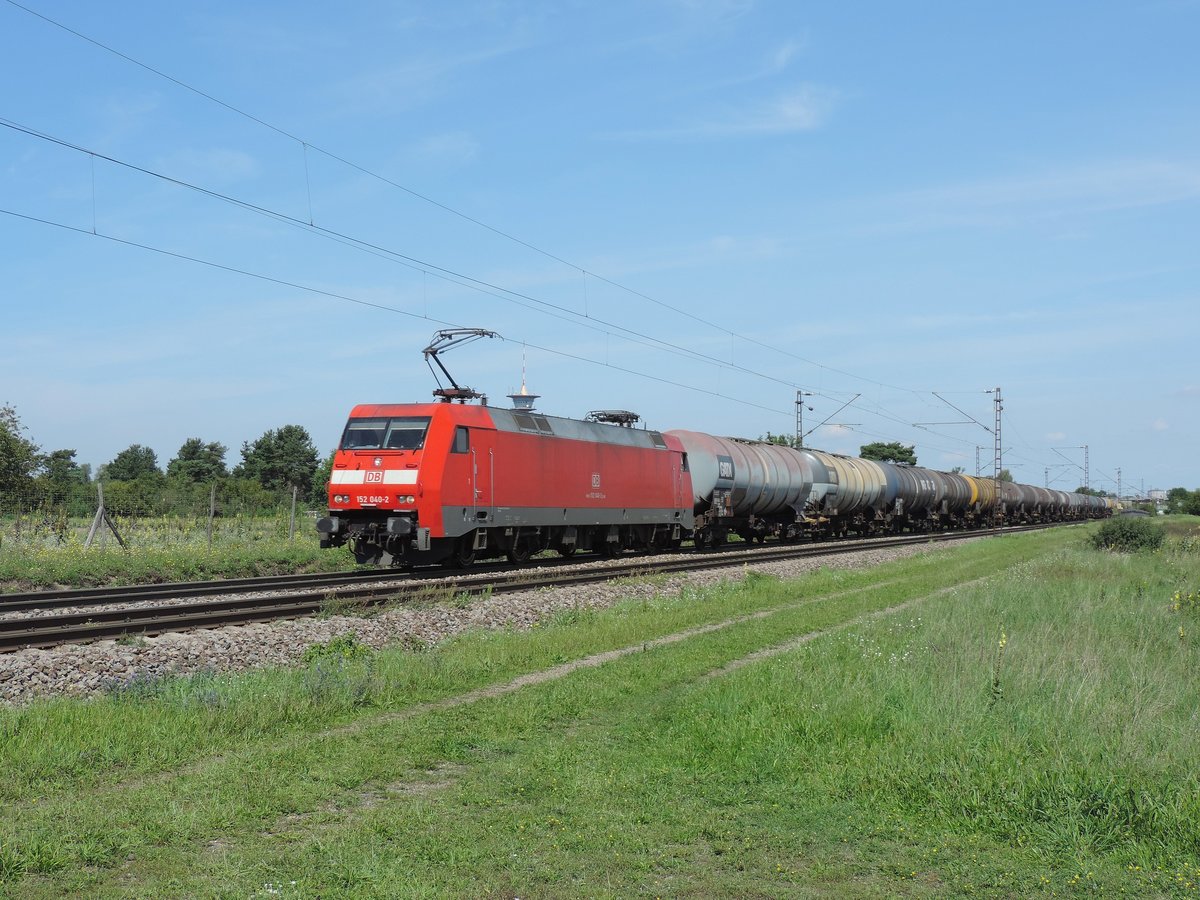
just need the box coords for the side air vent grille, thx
[513,412,554,435]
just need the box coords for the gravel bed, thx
[0,541,968,706]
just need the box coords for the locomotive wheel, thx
[506,540,532,565]
[353,540,382,565]
[443,535,476,569]
[556,544,577,558]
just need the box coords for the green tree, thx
[1166,487,1197,514]
[996,469,1014,483]
[43,449,88,486]
[39,449,91,512]
[33,451,94,517]
[1172,489,1200,516]
[235,425,319,492]
[759,432,801,448]
[859,441,917,466]
[167,438,228,483]
[0,404,42,494]
[950,466,965,474]
[310,450,335,506]
[102,444,161,481]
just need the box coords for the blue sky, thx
[1,0,1197,494]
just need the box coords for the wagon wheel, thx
[556,544,577,558]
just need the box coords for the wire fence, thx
[0,481,321,553]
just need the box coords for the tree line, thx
[1165,488,1200,516]
[5,404,1188,514]
[1,404,333,516]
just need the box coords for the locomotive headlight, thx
[406,495,416,504]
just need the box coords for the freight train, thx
[316,399,1114,567]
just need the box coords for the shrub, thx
[1089,517,1166,553]
[302,632,370,664]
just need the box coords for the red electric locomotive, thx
[318,328,1108,567]
[317,401,693,566]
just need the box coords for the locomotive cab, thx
[319,407,437,565]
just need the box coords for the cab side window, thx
[452,426,470,454]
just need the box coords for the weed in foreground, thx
[302,633,371,665]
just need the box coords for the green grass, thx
[2,521,1199,896]
[0,506,374,590]
[0,529,362,591]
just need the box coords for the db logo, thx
[591,473,601,489]
[365,471,384,483]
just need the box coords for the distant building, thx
[1148,489,1167,501]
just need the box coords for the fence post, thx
[84,482,127,550]
[289,485,298,542]
[207,482,216,550]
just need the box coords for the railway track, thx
[0,524,1062,653]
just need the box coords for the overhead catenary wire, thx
[0,113,1079,470]
[1,114,1002,458]
[1,201,1090,475]
[0,5,1107,472]
[0,205,795,420]
[0,0,938,397]
[0,116,810,397]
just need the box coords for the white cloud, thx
[157,148,260,185]
[769,39,804,73]
[874,159,1200,232]
[1153,419,1170,431]
[669,0,756,21]
[1046,431,1066,441]
[606,84,837,141]
[90,92,163,150]
[324,41,530,114]
[408,132,480,167]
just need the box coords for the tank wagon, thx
[319,405,1108,567]
[668,432,1108,546]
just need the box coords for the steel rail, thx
[0,567,428,611]
[0,524,1064,653]
[0,532,911,614]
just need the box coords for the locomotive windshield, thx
[340,416,431,451]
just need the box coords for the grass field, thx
[1,519,1198,897]
[0,513,360,590]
